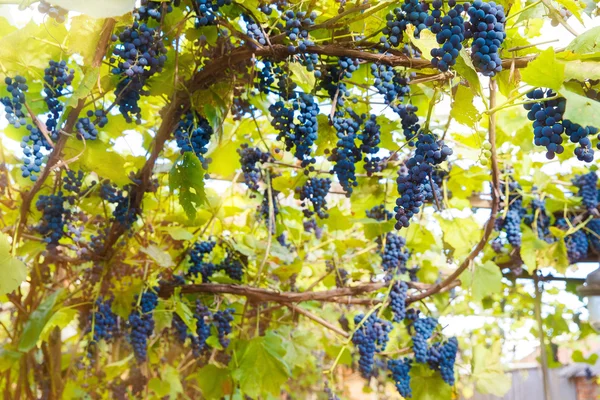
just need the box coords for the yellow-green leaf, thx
[0,233,26,296]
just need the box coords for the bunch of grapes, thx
[259,186,280,233]
[100,183,139,228]
[1,76,27,129]
[269,101,295,146]
[128,292,158,362]
[280,10,317,53]
[426,337,459,385]
[136,0,179,22]
[366,204,394,221]
[371,64,411,108]
[64,170,85,194]
[464,1,506,76]
[389,281,408,322]
[329,112,363,196]
[220,251,244,281]
[257,61,279,95]
[411,316,438,363]
[360,115,382,169]
[382,233,410,275]
[297,178,331,218]
[172,314,189,343]
[213,308,234,348]
[110,22,167,122]
[243,14,267,46]
[494,182,524,247]
[388,358,412,398]
[402,0,430,37]
[587,219,600,253]
[294,93,320,168]
[237,144,273,191]
[191,301,212,356]
[194,0,232,27]
[556,218,589,263]
[398,104,421,143]
[319,64,351,105]
[395,133,452,229]
[550,7,573,26]
[573,172,598,211]
[303,218,323,239]
[44,60,75,133]
[380,8,407,49]
[523,198,551,240]
[188,241,217,282]
[351,313,392,378]
[523,89,566,159]
[38,1,68,23]
[564,120,597,162]
[428,1,467,72]
[174,111,214,168]
[90,297,118,342]
[36,193,69,246]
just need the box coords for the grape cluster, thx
[36,193,69,246]
[43,60,75,134]
[100,183,139,228]
[129,291,158,362]
[243,14,267,46]
[237,144,273,191]
[280,10,317,53]
[388,358,412,398]
[191,301,212,356]
[329,112,362,197]
[303,218,323,239]
[1,76,27,129]
[371,64,411,108]
[366,204,394,221]
[395,133,452,229]
[587,219,600,253]
[523,89,567,159]
[294,93,320,167]
[464,1,506,76]
[136,0,178,22]
[412,317,438,363]
[38,1,68,23]
[188,241,217,282]
[297,178,331,218]
[213,308,234,348]
[573,172,598,211]
[351,313,392,378]
[398,104,421,143]
[427,337,458,385]
[172,314,189,343]
[550,7,573,26]
[556,218,589,263]
[381,8,407,49]
[523,198,551,240]
[389,281,408,322]
[428,1,467,72]
[220,251,244,281]
[564,121,597,162]
[402,0,429,37]
[90,297,118,342]
[76,115,99,141]
[382,233,409,275]
[174,111,214,168]
[360,115,382,171]
[64,170,85,194]
[111,22,167,122]
[494,182,524,247]
[194,0,232,27]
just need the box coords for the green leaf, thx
[318,207,352,231]
[64,67,99,110]
[450,84,479,128]
[40,308,77,341]
[572,350,598,365]
[175,301,197,336]
[169,153,208,221]
[564,60,600,81]
[472,341,511,396]
[161,226,194,241]
[195,365,230,399]
[437,216,480,259]
[560,85,600,129]
[0,233,26,296]
[520,48,565,91]
[51,0,136,18]
[18,289,62,352]
[566,26,600,54]
[0,349,22,372]
[105,356,133,381]
[410,364,452,400]
[288,62,315,93]
[67,16,107,64]
[463,261,503,302]
[141,245,174,268]
[162,365,184,399]
[455,50,482,95]
[232,332,291,398]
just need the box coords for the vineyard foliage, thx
[0,0,600,399]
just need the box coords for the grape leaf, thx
[520,47,565,91]
[0,233,26,296]
[472,341,511,396]
[566,26,600,54]
[169,153,208,221]
[232,332,291,398]
[51,0,136,18]
[141,245,174,268]
[410,364,452,400]
[450,84,479,128]
[195,365,231,399]
[461,261,503,302]
[18,290,63,352]
[560,84,600,129]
